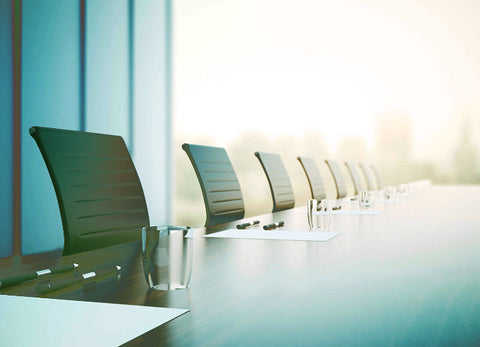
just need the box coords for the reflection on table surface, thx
[1,186,480,346]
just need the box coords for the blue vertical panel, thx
[0,0,13,258]
[21,0,80,254]
[85,0,129,144]
[132,0,171,225]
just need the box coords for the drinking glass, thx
[398,184,408,196]
[307,199,330,230]
[141,225,193,290]
[384,186,397,201]
[307,199,318,230]
[359,190,375,209]
[408,182,418,195]
[316,200,331,229]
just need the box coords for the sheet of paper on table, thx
[328,208,383,215]
[348,199,399,205]
[374,199,401,204]
[204,229,340,242]
[304,208,383,215]
[0,294,188,347]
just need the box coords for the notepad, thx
[348,198,400,205]
[204,229,340,242]
[374,199,400,204]
[303,208,383,215]
[0,295,188,347]
[327,209,383,215]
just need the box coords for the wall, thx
[0,0,14,258]
[0,0,171,258]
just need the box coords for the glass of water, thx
[316,199,331,229]
[307,199,330,230]
[141,225,193,290]
[384,186,397,201]
[359,190,375,209]
[307,199,318,230]
[398,184,408,196]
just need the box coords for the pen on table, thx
[0,263,79,289]
[236,220,260,229]
[263,221,285,230]
[36,265,122,294]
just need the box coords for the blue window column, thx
[132,0,173,225]
[85,0,130,144]
[21,0,81,255]
[0,0,14,258]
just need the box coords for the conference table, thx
[2,185,480,345]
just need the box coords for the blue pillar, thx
[0,0,14,258]
[21,0,81,254]
[85,0,130,145]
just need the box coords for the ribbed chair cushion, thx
[359,162,376,190]
[297,156,327,201]
[325,159,348,199]
[345,161,365,195]
[370,164,384,190]
[30,126,149,255]
[182,143,245,226]
[255,152,295,212]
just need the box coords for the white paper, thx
[374,199,401,204]
[327,209,383,215]
[204,229,340,242]
[0,295,188,347]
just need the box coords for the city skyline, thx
[173,0,480,169]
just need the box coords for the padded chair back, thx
[255,151,295,212]
[30,126,149,255]
[345,161,365,195]
[297,156,327,201]
[182,143,245,226]
[325,159,348,199]
[359,162,376,190]
[370,164,384,189]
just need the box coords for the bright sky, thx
[173,0,480,162]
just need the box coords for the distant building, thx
[374,112,414,184]
[338,136,368,162]
[453,117,478,183]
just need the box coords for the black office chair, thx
[297,156,327,202]
[359,162,376,191]
[182,143,245,226]
[325,159,348,199]
[370,164,384,190]
[30,126,150,256]
[345,161,365,195]
[255,151,295,212]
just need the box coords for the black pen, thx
[263,221,285,230]
[236,220,260,229]
[0,263,79,289]
[36,265,121,294]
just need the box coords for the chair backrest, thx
[359,162,376,190]
[255,151,295,212]
[182,143,245,226]
[370,163,384,189]
[30,126,150,255]
[345,161,365,195]
[297,156,327,201]
[325,159,348,199]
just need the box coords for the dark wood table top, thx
[2,185,480,346]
